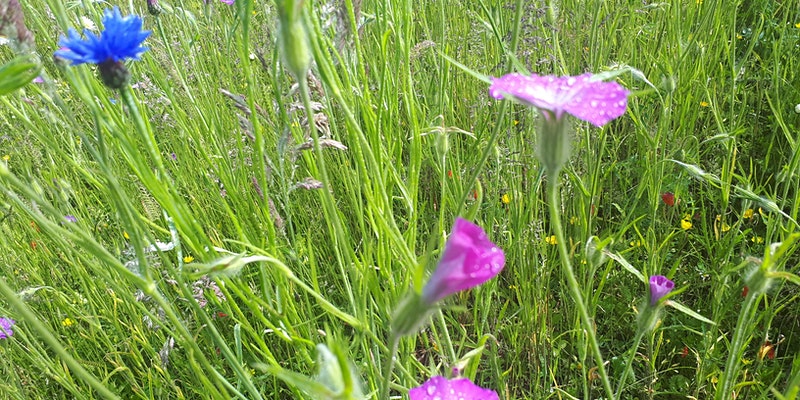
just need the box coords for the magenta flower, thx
[0,317,15,339]
[649,275,674,305]
[220,0,234,4]
[410,376,499,400]
[489,73,629,127]
[421,218,505,304]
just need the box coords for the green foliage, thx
[0,0,799,399]
[0,56,39,96]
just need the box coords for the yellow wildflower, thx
[183,255,194,263]
[545,235,557,245]
[700,101,710,107]
[681,218,692,231]
[796,22,800,29]
[61,318,75,327]
[743,208,754,219]
[569,216,579,225]
[630,239,642,247]
[752,236,764,244]
[2,155,9,161]
[501,193,511,204]
[123,231,129,240]
[714,215,731,239]
[736,34,743,40]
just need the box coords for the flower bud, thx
[277,0,311,79]
[98,59,131,89]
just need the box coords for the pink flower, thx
[410,376,498,400]
[219,0,234,4]
[421,218,505,304]
[649,275,674,305]
[0,317,15,339]
[489,73,629,127]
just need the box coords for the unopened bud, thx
[98,60,131,89]
[277,0,310,79]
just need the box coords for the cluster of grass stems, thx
[1,0,799,398]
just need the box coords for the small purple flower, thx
[409,376,499,400]
[0,317,16,339]
[219,0,234,4]
[421,218,505,304]
[649,275,674,305]
[64,215,78,223]
[33,76,44,83]
[489,73,629,127]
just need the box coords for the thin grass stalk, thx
[546,176,614,399]
[0,278,121,400]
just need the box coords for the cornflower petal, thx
[55,7,150,66]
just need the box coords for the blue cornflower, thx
[55,7,150,88]
[55,7,150,65]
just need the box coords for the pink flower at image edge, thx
[410,376,499,400]
[489,73,629,127]
[220,0,234,4]
[421,218,505,304]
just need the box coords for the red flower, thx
[742,286,749,297]
[758,341,775,361]
[661,192,675,207]
[447,170,453,178]
[681,346,689,358]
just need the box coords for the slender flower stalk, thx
[492,72,628,399]
[616,275,674,397]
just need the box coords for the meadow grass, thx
[0,0,799,398]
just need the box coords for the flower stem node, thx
[744,266,772,297]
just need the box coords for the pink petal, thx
[489,73,629,127]
[421,218,505,304]
[409,376,499,400]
